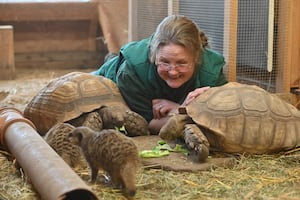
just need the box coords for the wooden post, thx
[223,0,238,82]
[0,25,15,80]
[275,0,290,93]
[96,0,128,53]
[289,0,300,88]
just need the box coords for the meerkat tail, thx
[120,161,138,197]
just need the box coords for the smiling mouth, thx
[169,74,181,79]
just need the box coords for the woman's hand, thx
[152,99,180,119]
[182,86,210,106]
[150,87,210,134]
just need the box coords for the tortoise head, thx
[98,106,126,129]
[159,113,191,140]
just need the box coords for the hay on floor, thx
[0,69,299,199]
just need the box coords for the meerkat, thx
[67,126,140,197]
[44,122,85,168]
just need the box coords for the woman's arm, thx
[149,86,210,134]
[149,99,179,134]
[149,117,170,135]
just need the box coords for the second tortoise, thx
[159,82,300,161]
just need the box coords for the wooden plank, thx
[128,0,138,42]
[1,20,98,53]
[15,39,93,53]
[0,2,98,21]
[15,51,104,69]
[290,0,300,88]
[0,1,102,71]
[0,2,99,53]
[0,25,15,80]
[88,16,98,52]
[276,0,292,93]
[15,60,101,70]
[6,21,91,40]
[97,0,128,52]
[223,0,238,82]
[15,51,104,62]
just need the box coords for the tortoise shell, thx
[24,72,128,135]
[165,82,300,154]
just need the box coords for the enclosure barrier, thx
[0,25,16,80]
[0,107,98,200]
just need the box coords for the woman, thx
[92,15,227,134]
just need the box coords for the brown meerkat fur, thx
[44,122,85,168]
[67,126,140,197]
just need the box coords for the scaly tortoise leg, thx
[67,111,103,132]
[82,111,103,131]
[124,110,150,136]
[183,124,210,162]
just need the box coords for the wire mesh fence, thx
[129,0,290,93]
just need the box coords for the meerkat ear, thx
[77,131,83,142]
[66,132,72,140]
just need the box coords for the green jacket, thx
[92,37,227,122]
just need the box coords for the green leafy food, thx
[139,150,170,158]
[115,125,128,135]
[139,140,189,158]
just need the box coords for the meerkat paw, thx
[97,173,111,185]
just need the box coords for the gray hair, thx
[149,15,207,64]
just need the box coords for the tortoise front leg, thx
[82,111,103,131]
[123,110,150,136]
[184,124,210,162]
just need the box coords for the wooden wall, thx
[289,0,300,89]
[276,0,300,92]
[277,0,300,106]
[0,1,106,69]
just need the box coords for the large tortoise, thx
[24,72,150,137]
[159,82,300,161]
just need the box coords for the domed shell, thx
[186,82,300,153]
[24,72,128,135]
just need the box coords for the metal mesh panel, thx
[132,0,168,40]
[236,0,274,91]
[179,0,225,54]
[130,0,290,92]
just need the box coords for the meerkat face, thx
[67,129,83,146]
[66,126,95,146]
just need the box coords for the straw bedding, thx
[0,69,299,200]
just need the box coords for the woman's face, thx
[156,43,195,88]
